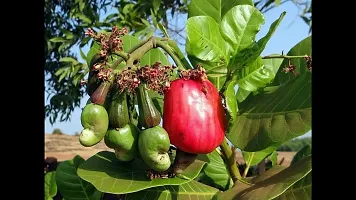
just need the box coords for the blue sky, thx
[45,1,311,138]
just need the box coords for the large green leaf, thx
[141,48,170,66]
[263,55,284,78]
[56,155,102,200]
[228,12,285,70]
[237,56,281,92]
[220,5,265,56]
[218,155,312,200]
[228,72,312,151]
[242,145,278,166]
[125,180,220,200]
[77,151,206,194]
[275,144,312,200]
[121,35,141,52]
[188,0,254,23]
[186,16,230,62]
[234,56,283,97]
[272,36,312,86]
[45,171,57,200]
[227,35,312,152]
[197,150,232,191]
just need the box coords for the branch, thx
[111,37,152,70]
[155,39,185,71]
[220,138,242,183]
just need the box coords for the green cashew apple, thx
[108,90,129,128]
[104,123,140,162]
[138,126,171,172]
[136,84,161,129]
[79,103,109,147]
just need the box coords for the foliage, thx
[45,0,312,124]
[52,128,64,135]
[277,137,312,152]
[48,0,312,199]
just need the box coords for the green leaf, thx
[275,144,312,200]
[157,23,169,38]
[188,0,253,23]
[262,55,284,76]
[236,87,251,103]
[80,48,87,61]
[49,37,67,43]
[186,16,229,62]
[197,150,232,191]
[227,35,311,152]
[218,155,312,200]
[60,29,74,39]
[220,5,265,56]
[291,144,312,165]
[227,72,311,151]
[269,151,278,166]
[77,151,206,194]
[59,57,79,64]
[141,48,170,66]
[45,171,57,200]
[59,71,68,82]
[121,35,141,52]
[188,0,220,23]
[56,155,102,200]
[275,0,281,6]
[125,180,219,200]
[242,145,278,166]
[74,13,92,24]
[237,56,280,92]
[229,12,285,70]
[272,36,312,86]
[221,0,254,18]
[224,80,238,132]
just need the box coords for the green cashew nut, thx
[79,103,109,147]
[138,126,171,172]
[104,123,140,162]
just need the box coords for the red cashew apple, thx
[163,78,226,154]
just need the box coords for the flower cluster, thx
[138,62,174,94]
[304,55,312,71]
[116,69,140,94]
[282,60,298,76]
[179,64,207,81]
[97,68,113,81]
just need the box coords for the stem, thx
[112,51,129,60]
[242,152,254,178]
[262,55,309,59]
[165,38,193,69]
[155,40,185,71]
[220,138,241,183]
